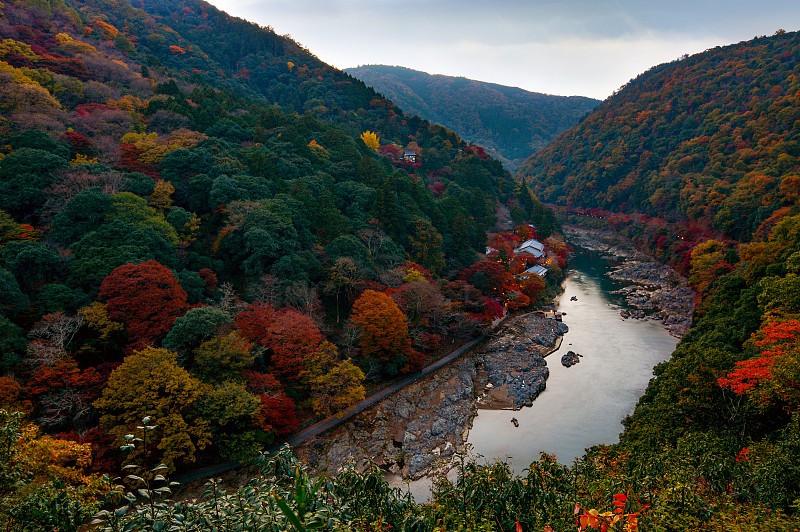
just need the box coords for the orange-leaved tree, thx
[350,289,413,376]
[0,410,109,528]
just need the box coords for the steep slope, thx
[0,0,563,506]
[517,28,800,519]
[347,65,599,170]
[520,30,800,241]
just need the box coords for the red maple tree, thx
[718,319,800,394]
[99,260,188,350]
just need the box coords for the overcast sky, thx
[204,1,800,100]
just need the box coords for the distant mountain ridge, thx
[346,65,600,170]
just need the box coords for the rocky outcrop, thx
[475,314,566,411]
[561,350,581,367]
[563,225,649,261]
[483,338,548,409]
[608,261,694,336]
[296,314,569,480]
[296,358,477,479]
[480,314,564,409]
[564,225,695,337]
[524,313,569,346]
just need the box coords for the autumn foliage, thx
[350,289,413,375]
[99,260,189,350]
[719,319,800,411]
[236,304,324,380]
[0,0,551,510]
[304,341,365,417]
[93,347,210,470]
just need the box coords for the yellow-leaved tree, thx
[148,179,175,214]
[78,301,124,340]
[94,347,211,471]
[689,239,728,293]
[304,341,365,417]
[360,130,379,150]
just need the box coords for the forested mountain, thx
[3,0,800,529]
[520,30,800,242]
[347,65,599,170]
[518,28,800,530]
[0,0,567,525]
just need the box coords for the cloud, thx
[206,0,800,99]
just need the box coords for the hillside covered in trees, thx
[3,0,800,529]
[516,28,800,530]
[347,65,600,170]
[0,0,569,526]
[520,30,800,243]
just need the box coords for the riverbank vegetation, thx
[518,27,800,530]
[0,0,563,527]
[2,0,800,529]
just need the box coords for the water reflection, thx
[389,251,680,500]
[467,250,678,468]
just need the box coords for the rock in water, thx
[561,350,582,367]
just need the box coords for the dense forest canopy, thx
[348,65,600,170]
[520,29,800,242]
[2,0,800,529]
[516,28,800,531]
[0,0,567,526]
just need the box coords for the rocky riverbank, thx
[564,225,694,337]
[478,314,567,410]
[607,261,694,337]
[296,357,476,479]
[295,314,565,480]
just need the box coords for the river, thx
[390,249,679,497]
[467,249,679,468]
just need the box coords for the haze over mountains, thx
[347,65,599,170]
[2,0,800,528]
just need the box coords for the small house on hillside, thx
[403,150,418,163]
[524,264,548,278]
[515,238,544,259]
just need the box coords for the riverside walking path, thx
[173,335,486,485]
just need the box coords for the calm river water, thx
[466,249,679,468]
[390,250,679,498]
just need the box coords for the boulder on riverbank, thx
[483,336,549,409]
[522,313,569,347]
[561,350,581,367]
[564,225,695,338]
[480,314,564,409]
